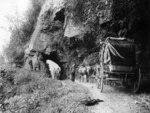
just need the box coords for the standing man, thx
[70,61,76,82]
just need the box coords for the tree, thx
[4,0,46,65]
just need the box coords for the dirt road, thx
[77,81,150,113]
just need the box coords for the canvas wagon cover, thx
[103,37,136,66]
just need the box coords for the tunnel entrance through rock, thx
[54,8,65,23]
[41,51,66,80]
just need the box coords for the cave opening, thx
[41,51,66,80]
[54,8,65,23]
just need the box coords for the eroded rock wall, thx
[25,0,149,80]
[24,0,112,79]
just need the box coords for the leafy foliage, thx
[4,0,45,65]
[0,69,90,113]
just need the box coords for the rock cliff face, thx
[26,0,89,54]
[27,0,65,53]
[24,0,113,79]
[25,0,149,79]
[26,0,111,54]
[25,0,94,78]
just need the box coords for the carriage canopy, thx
[102,37,136,72]
[103,37,136,66]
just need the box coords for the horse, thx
[78,65,87,83]
[92,64,100,84]
[78,65,95,83]
[86,65,95,83]
[46,60,61,79]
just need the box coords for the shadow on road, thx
[81,98,104,106]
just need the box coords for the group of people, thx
[78,64,101,83]
[68,62,101,83]
[25,52,61,79]
[25,51,101,83]
[25,52,41,71]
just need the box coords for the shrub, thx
[2,69,63,113]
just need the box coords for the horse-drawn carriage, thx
[98,37,141,93]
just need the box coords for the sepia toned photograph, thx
[0,0,149,113]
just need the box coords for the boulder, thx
[26,0,90,54]
[27,0,66,54]
[64,18,88,38]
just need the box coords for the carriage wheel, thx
[122,81,130,89]
[131,68,141,93]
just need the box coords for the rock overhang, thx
[26,0,92,55]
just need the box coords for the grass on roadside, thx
[0,68,91,113]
